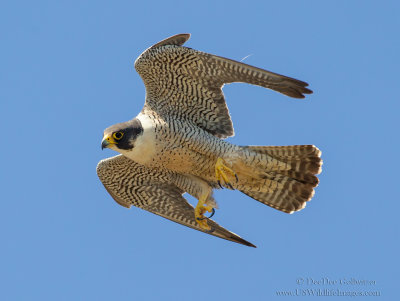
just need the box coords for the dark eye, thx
[113,132,124,140]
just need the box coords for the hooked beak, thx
[101,134,115,150]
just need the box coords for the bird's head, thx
[101,118,143,152]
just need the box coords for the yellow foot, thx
[194,193,215,230]
[215,157,238,189]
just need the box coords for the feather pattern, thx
[98,34,320,247]
[135,34,312,138]
[97,155,256,247]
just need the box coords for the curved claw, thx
[196,208,215,220]
[218,180,223,189]
[208,208,215,219]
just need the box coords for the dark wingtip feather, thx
[231,235,257,248]
[284,83,313,99]
[304,87,313,94]
[302,86,313,95]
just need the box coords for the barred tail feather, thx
[235,145,322,213]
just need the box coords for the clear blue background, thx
[1,0,398,300]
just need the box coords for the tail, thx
[233,145,322,213]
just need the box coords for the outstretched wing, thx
[135,33,312,138]
[97,155,255,247]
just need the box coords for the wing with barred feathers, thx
[134,33,312,139]
[96,155,255,247]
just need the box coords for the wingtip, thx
[286,87,313,99]
[231,235,257,248]
[303,87,313,95]
[243,241,257,248]
[282,78,313,99]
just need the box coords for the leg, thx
[215,157,238,189]
[194,189,215,230]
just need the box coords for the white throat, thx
[119,113,156,165]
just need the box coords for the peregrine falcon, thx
[97,34,322,247]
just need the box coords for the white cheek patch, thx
[122,113,156,165]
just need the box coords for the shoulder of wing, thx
[134,33,191,72]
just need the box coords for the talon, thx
[194,191,216,230]
[218,180,223,189]
[196,208,215,220]
[235,174,239,182]
[227,183,234,190]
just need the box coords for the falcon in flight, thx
[97,34,322,247]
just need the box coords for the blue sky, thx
[1,0,398,300]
